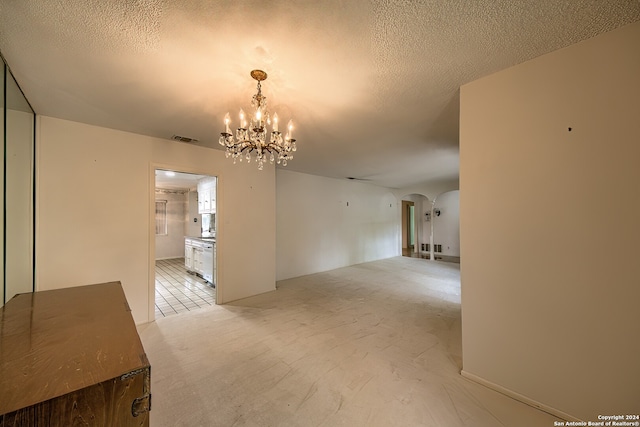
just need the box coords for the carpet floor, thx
[138,256,561,426]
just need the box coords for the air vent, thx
[171,135,199,143]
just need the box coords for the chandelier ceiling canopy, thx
[219,70,297,170]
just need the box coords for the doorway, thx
[402,200,415,257]
[153,169,217,318]
[401,194,431,259]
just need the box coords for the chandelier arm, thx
[239,145,257,153]
[263,146,279,154]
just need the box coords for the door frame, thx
[401,200,416,253]
[148,163,219,322]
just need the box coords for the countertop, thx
[185,236,216,243]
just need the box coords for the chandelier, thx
[219,70,297,170]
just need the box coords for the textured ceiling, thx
[1,0,639,188]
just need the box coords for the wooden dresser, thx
[0,282,151,426]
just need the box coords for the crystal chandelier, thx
[219,70,297,170]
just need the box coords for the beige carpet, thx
[138,257,560,426]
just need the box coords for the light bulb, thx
[224,113,231,133]
[239,109,246,129]
[287,119,294,139]
[273,113,279,132]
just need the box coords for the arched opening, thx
[399,190,460,263]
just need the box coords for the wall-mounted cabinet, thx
[197,177,217,214]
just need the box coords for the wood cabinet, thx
[0,282,151,426]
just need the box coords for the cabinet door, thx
[193,249,202,274]
[202,188,211,213]
[197,193,204,214]
[209,185,216,213]
[185,244,193,270]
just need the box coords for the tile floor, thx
[154,258,215,318]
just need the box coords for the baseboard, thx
[460,370,580,422]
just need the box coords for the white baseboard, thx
[460,370,580,422]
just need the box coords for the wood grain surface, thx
[0,282,150,425]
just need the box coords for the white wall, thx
[154,191,187,260]
[460,21,640,420]
[276,170,399,281]
[186,190,200,237]
[432,190,459,257]
[36,116,276,324]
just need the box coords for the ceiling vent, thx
[171,135,199,143]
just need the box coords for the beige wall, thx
[36,116,276,324]
[154,191,187,260]
[276,170,399,281]
[460,21,640,420]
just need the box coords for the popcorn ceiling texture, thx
[6,0,163,53]
[0,0,638,188]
